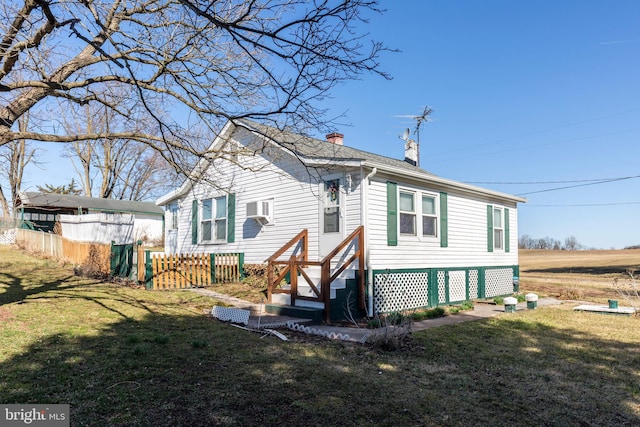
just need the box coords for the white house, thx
[157,119,526,321]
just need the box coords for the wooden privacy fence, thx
[145,252,244,290]
[16,228,111,274]
[13,228,244,289]
[63,239,111,273]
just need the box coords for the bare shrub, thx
[366,312,413,351]
[614,270,640,317]
[242,264,269,288]
[559,286,584,300]
[343,291,364,328]
[77,245,110,279]
[243,264,268,277]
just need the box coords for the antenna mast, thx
[396,106,433,167]
[413,106,433,165]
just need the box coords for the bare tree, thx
[62,95,178,200]
[564,235,581,251]
[0,1,390,176]
[518,234,535,249]
[0,186,9,217]
[0,113,38,215]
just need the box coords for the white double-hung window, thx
[493,207,504,250]
[399,190,439,238]
[167,203,179,231]
[487,204,509,252]
[201,196,227,242]
[399,191,416,235]
[422,195,437,237]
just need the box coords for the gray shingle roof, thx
[18,192,163,215]
[156,119,526,205]
[237,119,432,175]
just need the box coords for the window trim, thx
[493,207,504,250]
[397,187,440,240]
[487,204,510,252]
[421,194,438,238]
[200,195,228,243]
[168,203,179,231]
[399,190,417,236]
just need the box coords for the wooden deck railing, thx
[319,226,365,320]
[266,226,365,323]
[266,229,308,303]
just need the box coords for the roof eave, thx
[156,187,186,206]
[303,158,364,168]
[362,161,527,204]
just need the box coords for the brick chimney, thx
[326,132,344,145]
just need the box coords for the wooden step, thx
[265,304,323,324]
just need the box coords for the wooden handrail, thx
[319,225,365,322]
[266,229,308,263]
[267,226,365,324]
[320,226,363,265]
[267,229,308,302]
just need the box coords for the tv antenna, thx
[395,105,433,167]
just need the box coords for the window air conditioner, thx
[246,200,273,225]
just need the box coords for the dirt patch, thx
[0,306,16,321]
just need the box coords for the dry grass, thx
[2,246,640,426]
[520,249,640,301]
[207,278,268,304]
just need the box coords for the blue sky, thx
[22,1,640,249]
[310,0,640,249]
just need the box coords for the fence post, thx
[238,253,244,279]
[134,240,143,283]
[145,250,153,290]
[110,241,116,276]
[210,253,216,284]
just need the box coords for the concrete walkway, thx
[191,288,562,343]
[281,297,563,343]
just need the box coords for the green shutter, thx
[487,205,493,252]
[191,199,198,244]
[439,192,448,248]
[504,208,510,253]
[227,193,235,243]
[387,182,398,246]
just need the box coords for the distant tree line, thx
[518,235,582,250]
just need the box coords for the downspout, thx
[361,166,377,317]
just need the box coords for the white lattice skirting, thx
[0,229,16,245]
[373,271,429,314]
[484,268,514,297]
[373,266,516,314]
[211,306,250,325]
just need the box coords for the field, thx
[520,248,640,301]
[1,246,639,426]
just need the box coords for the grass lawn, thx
[1,246,640,426]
